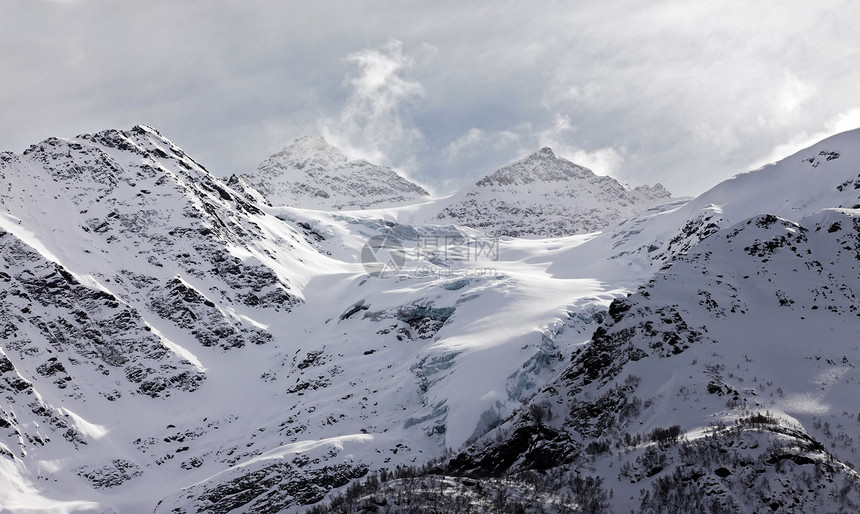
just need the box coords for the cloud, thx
[563,147,627,177]
[439,113,626,188]
[319,40,425,171]
[3,1,860,199]
[776,74,814,116]
[443,128,521,161]
[537,115,620,175]
[752,73,816,130]
[754,107,860,169]
[532,114,626,176]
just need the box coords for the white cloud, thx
[754,72,816,129]
[4,1,860,197]
[319,40,425,170]
[563,147,626,176]
[441,113,626,181]
[777,74,814,115]
[535,114,572,149]
[444,128,484,160]
[691,122,742,157]
[443,128,520,161]
[754,107,860,168]
[531,114,625,176]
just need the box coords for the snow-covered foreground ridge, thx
[0,125,858,512]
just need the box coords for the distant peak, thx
[475,147,594,187]
[285,135,342,153]
[265,135,348,168]
[520,146,558,162]
[288,135,338,151]
[131,124,162,136]
[292,134,329,146]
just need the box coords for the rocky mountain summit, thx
[434,147,673,238]
[240,136,430,210]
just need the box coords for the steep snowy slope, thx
[320,206,860,513]
[359,131,860,512]
[569,128,860,274]
[0,126,335,511]
[267,125,860,512]
[441,208,860,513]
[240,136,430,209]
[433,147,672,238]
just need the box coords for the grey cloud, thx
[320,40,426,174]
[2,1,860,197]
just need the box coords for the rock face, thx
[0,125,319,511]
[0,230,205,400]
[240,136,430,209]
[0,125,301,409]
[434,147,673,237]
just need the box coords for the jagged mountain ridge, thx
[1,126,623,512]
[242,138,672,238]
[432,147,673,238]
[1,125,859,513]
[240,136,430,210]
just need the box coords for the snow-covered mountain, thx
[395,130,860,512]
[0,125,333,511]
[447,208,860,511]
[432,147,673,238]
[239,136,430,209]
[240,138,671,238]
[1,124,859,513]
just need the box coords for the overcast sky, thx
[3,1,860,197]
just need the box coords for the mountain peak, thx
[241,137,429,209]
[438,146,673,237]
[271,135,348,169]
[290,134,338,151]
[476,147,592,187]
[512,146,563,169]
[530,146,556,159]
[130,123,162,136]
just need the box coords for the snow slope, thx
[570,129,860,274]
